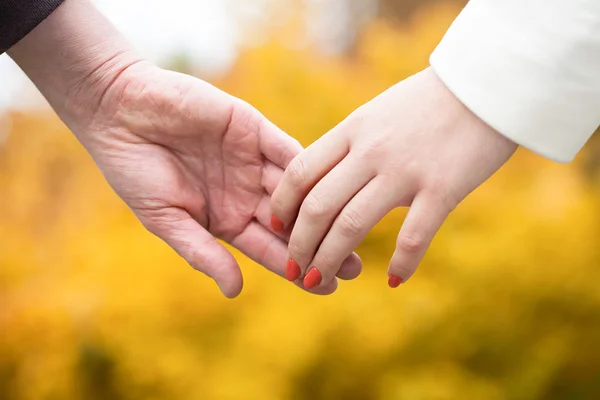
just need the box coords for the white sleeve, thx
[429,0,600,162]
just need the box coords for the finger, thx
[256,195,291,238]
[335,252,363,281]
[305,176,397,287]
[261,161,284,196]
[258,116,304,168]
[231,221,338,295]
[287,154,374,280]
[388,193,450,287]
[143,207,243,298]
[270,129,350,231]
[254,195,362,280]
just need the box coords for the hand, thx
[8,0,362,298]
[78,64,364,298]
[271,68,518,289]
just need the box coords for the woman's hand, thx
[271,68,518,289]
[8,0,362,298]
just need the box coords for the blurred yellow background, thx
[3,1,600,399]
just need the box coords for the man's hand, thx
[79,64,362,298]
[271,68,518,289]
[8,0,362,298]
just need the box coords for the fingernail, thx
[303,267,322,289]
[388,274,403,288]
[286,259,301,281]
[271,215,284,233]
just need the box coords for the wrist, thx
[425,67,518,150]
[7,0,146,128]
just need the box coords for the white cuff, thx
[430,0,600,162]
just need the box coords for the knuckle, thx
[270,196,285,215]
[354,139,386,161]
[313,252,338,276]
[177,236,212,273]
[287,242,306,262]
[137,206,177,235]
[427,179,459,213]
[287,156,307,186]
[275,138,302,168]
[396,235,423,254]
[301,194,327,220]
[337,209,364,238]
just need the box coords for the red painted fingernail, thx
[303,267,322,289]
[388,274,403,288]
[271,215,284,233]
[286,259,301,281]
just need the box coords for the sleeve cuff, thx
[430,0,600,162]
[0,0,66,54]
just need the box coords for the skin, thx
[271,68,519,288]
[7,0,362,298]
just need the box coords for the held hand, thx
[271,68,518,289]
[73,64,364,298]
[78,65,311,297]
[8,0,362,298]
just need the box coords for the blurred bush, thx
[2,1,600,399]
[378,0,467,22]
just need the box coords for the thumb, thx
[143,207,243,298]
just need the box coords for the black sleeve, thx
[1,0,65,54]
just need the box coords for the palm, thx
[122,103,265,241]
[116,81,267,240]
[78,65,338,297]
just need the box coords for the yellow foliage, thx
[2,3,600,399]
